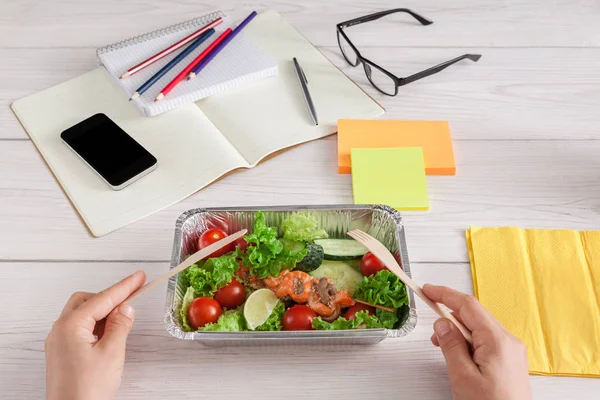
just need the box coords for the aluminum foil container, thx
[164,205,417,346]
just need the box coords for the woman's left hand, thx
[45,270,146,400]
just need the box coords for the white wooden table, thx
[1,0,599,399]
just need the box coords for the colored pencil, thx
[154,28,233,102]
[188,11,257,80]
[120,17,222,79]
[129,29,215,100]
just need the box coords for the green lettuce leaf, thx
[255,302,285,331]
[313,311,383,330]
[185,266,213,297]
[199,308,246,332]
[204,251,241,288]
[281,213,328,242]
[354,270,409,309]
[242,211,307,279]
[313,315,361,330]
[186,250,240,297]
[179,286,196,332]
[375,309,399,329]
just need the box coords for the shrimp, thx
[307,277,355,321]
[333,290,355,308]
[236,264,264,290]
[265,272,356,321]
[276,271,312,303]
[307,277,338,317]
[264,269,290,289]
[266,270,312,303]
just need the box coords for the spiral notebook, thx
[12,11,384,236]
[98,11,278,116]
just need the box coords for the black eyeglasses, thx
[337,8,481,96]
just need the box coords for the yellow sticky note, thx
[338,119,455,175]
[467,226,600,377]
[351,147,429,210]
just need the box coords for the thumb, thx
[99,303,135,353]
[434,319,477,379]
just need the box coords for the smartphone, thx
[61,113,157,190]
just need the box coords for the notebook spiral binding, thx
[96,10,226,57]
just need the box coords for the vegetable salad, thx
[177,211,409,332]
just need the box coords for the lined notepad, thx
[98,11,278,116]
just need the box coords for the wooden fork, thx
[126,229,247,302]
[347,229,473,344]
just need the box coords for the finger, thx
[423,284,500,333]
[98,303,135,354]
[431,333,440,347]
[60,292,94,317]
[450,311,463,324]
[431,313,463,348]
[434,318,478,380]
[423,284,477,312]
[74,270,146,322]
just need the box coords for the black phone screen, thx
[61,113,157,187]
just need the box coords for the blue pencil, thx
[130,28,215,100]
[187,11,257,80]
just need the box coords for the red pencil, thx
[120,17,223,79]
[155,28,232,101]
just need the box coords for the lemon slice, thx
[244,289,280,330]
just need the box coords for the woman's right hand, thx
[423,284,532,400]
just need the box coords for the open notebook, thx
[98,11,278,117]
[11,11,384,237]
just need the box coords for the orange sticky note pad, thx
[337,120,455,175]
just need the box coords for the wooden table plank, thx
[2,47,599,139]
[0,262,598,400]
[1,138,599,263]
[1,0,599,49]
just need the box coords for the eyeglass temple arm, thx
[399,54,482,86]
[338,8,432,29]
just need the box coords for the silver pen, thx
[292,57,318,126]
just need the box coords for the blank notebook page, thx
[10,68,247,237]
[197,10,386,166]
[98,11,277,116]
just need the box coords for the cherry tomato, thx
[234,237,249,252]
[282,305,317,331]
[198,228,232,258]
[360,252,387,276]
[187,297,222,329]
[344,303,376,320]
[214,280,246,309]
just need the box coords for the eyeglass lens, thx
[364,62,396,96]
[337,30,359,67]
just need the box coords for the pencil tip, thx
[187,73,196,80]
[130,92,140,101]
[154,94,164,102]
[120,72,130,79]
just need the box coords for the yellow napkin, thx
[466,226,600,377]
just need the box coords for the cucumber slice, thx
[314,239,368,261]
[309,260,364,295]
